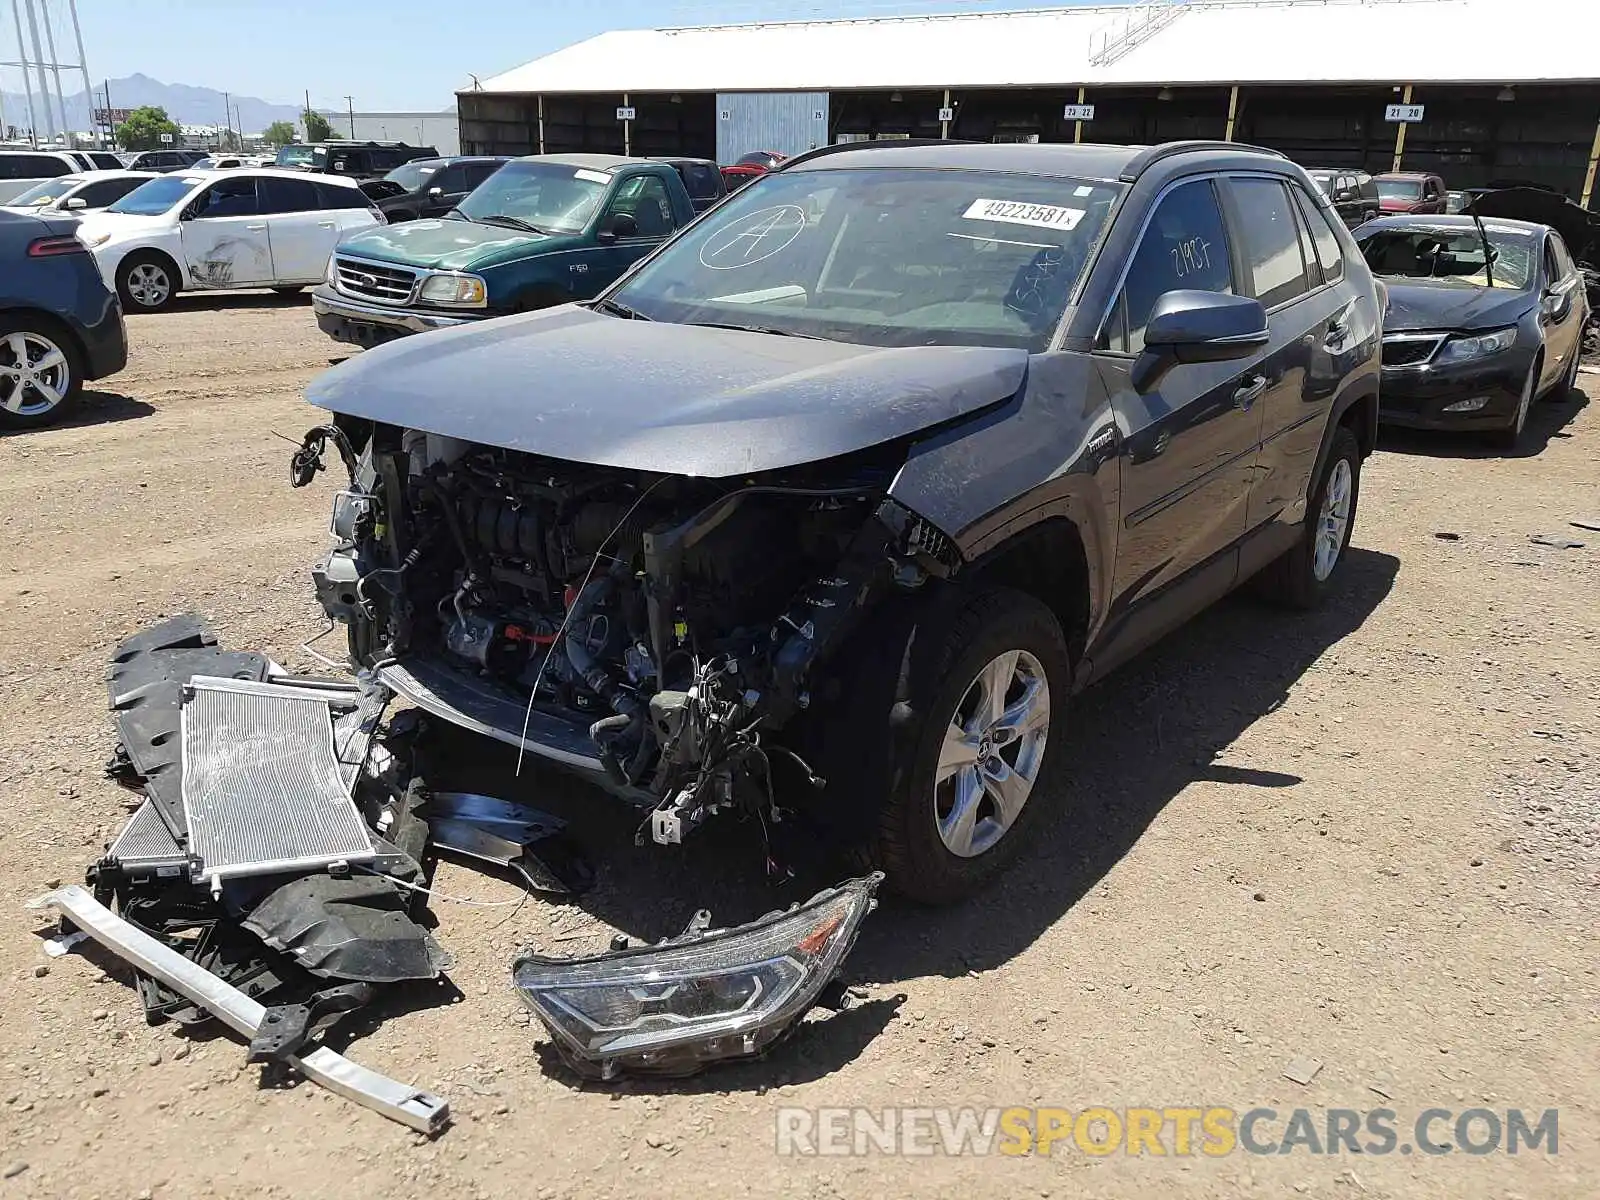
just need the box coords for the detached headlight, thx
[514,873,881,1078]
[417,272,487,308]
[1435,326,1517,364]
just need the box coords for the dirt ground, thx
[0,295,1596,1199]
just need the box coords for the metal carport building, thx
[458,0,1600,205]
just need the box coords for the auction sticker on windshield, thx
[964,199,1086,231]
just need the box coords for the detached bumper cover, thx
[514,873,882,1079]
[28,885,449,1135]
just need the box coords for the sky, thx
[50,0,1091,111]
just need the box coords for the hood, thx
[1379,278,1533,332]
[333,218,577,272]
[307,305,1029,478]
[1468,187,1600,261]
[76,210,172,241]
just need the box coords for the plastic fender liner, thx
[27,885,449,1135]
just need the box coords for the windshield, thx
[275,145,315,168]
[7,177,80,206]
[1358,226,1536,290]
[1309,172,1334,195]
[1376,178,1423,201]
[385,161,439,191]
[455,161,609,233]
[611,167,1122,352]
[107,175,202,216]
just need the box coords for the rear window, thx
[259,175,321,213]
[1376,178,1422,201]
[0,154,72,180]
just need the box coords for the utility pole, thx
[102,77,112,147]
[344,94,355,138]
[223,89,232,148]
[304,88,310,139]
[10,0,39,145]
[67,0,92,147]
[22,0,60,145]
[40,0,70,146]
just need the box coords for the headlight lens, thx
[81,231,111,248]
[324,254,337,285]
[1435,326,1517,364]
[514,874,881,1076]
[417,272,487,308]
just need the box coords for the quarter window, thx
[1229,177,1310,308]
[1104,178,1233,355]
[1292,185,1344,283]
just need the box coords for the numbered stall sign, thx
[616,106,636,121]
[1063,104,1096,122]
[1385,104,1425,123]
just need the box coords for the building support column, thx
[1224,85,1239,141]
[1580,106,1600,209]
[537,94,545,154]
[940,88,950,139]
[1391,84,1413,173]
[1074,85,1087,143]
[622,92,630,156]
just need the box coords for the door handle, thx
[1233,374,1268,410]
[245,223,266,231]
[317,220,336,228]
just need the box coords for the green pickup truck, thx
[311,154,697,347]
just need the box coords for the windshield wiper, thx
[684,321,819,339]
[473,213,545,234]
[590,297,650,321]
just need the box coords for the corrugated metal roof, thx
[475,0,1599,94]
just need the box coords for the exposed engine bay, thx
[298,420,959,849]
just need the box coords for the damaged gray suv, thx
[301,139,1381,905]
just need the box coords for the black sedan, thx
[357,156,509,224]
[0,209,127,429]
[1356,214,1587,447]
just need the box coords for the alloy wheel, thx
[933,649,1051,858]
[0,330,71,418]
[1312,457,1353,582]
[126,262,171,309]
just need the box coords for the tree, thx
[303,109,332,142]
[263,120,296,147]
[115,105,182,151]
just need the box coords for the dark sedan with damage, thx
[298,139,1381,907]
[1357,214,1588,447]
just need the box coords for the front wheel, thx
[116,252,177,313]
[1257,424,1362,609]
[1491,358,1539,448]
[862,586,1072,904]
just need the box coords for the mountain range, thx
[0,73,392,136]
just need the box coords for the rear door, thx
[259,175,340,282]
[179,175,274,286]
[1096,176,1265,645]
[1220,175,1345,543]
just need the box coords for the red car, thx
[1374,172,1447,214]
[721,150,788,193]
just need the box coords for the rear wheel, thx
[0,317,82,429]
[1256,425,1361,609]
[116,252,177,313]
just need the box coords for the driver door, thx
[180,176,273,287]
[1540,233,1585,394]
[592,174,678,289]
[420,163,471,218]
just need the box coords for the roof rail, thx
[774,138,976,172]
[1120,140,1285,182]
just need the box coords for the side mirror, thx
[1335,188,1357,202]
[598,211,637,243]
[427,186,442,196]
[1131,291,1270,392]
[64,196,87,210]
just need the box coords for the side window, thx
[1291,184,1344,283]
[464,162,502,189]
[193,177,260,218]
[606,174,675,236]
[1228,177,1310,308]
[1542,237,1561,287]
[689,163,722,199]
[432,164,468,194]
[78,178,139,207]
[1550,233,1576,279]
[1290,194,1321,287]
[314,181,368,210]
[258,176,321,214]
[1103,178,1233,355]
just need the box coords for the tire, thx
[272,285,306,296]
[1491,356,1539,449]
[816,586,1072,904]
[1257,424,1361,610]
[0,315,84,429]
[116,251,178,313]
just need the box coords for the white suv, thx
[0,149,82,204]
[74,168,385,312]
